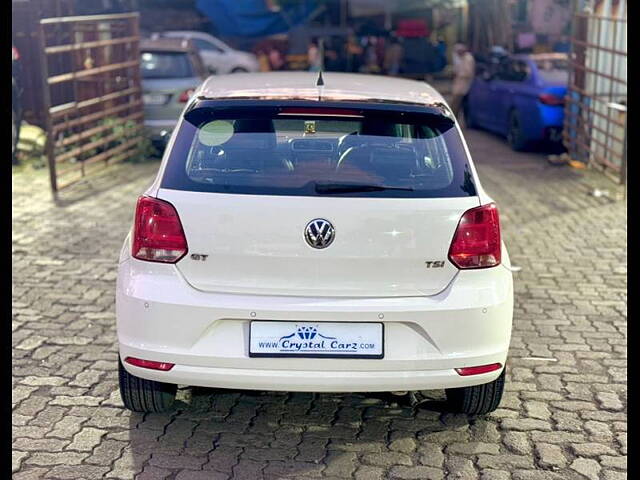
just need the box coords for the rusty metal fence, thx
[564,7,627,185]
[38,13,144,195]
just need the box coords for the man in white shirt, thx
[450,43,476,121]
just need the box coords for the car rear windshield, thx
[534,58,568,84]
[160,104,476,198]
[141,51,194,79]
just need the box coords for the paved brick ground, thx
[13,129,626,480]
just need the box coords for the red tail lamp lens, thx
[448,203,501,269]
[125,357,174,371]
[132,196,188,263]
[538,93,564,106]
[178,88,195,102]
[455,363,502,376]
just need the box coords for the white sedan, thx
[155,30,259,74]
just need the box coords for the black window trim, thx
[186,98,455,121]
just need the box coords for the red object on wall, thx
[396,19,429,38]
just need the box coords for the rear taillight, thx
[538,93,564,106]
[448,203,501,269]
[125,357,174,371]
[178,88,195,102]
[132,196,188,263]
[12,46,20,61]
[456,363,502,376]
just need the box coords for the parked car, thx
[140,38,208,149]
[154,30,259,74]
[465,53,568,151]
[116,72,514,415]
[12,45,22,164]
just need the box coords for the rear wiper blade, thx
[314,182,414,194]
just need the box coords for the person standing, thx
[384,36,404,75]
[324,39,344,72]
[257,49,271,72]
[435,37,447,73]
[346,33,363,72]
[450,43,475,121]
[361,37,381,73]
[308,39,322,72]
[268,47,284,71]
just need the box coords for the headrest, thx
[226,118,276,149]
[233,118,275,134]
[359,119,397,137]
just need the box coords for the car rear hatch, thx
[156,102,481,298]
[142,78,200,121]
[140,48,202,121]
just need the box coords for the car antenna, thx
[316,71,324,101]
[316,38,325,101]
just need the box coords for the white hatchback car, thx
[117,72,514,415]
[156,31,259,74]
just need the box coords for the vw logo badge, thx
[304,219,335,249]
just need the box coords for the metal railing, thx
[564,8,626,185]
[37,13,144,195]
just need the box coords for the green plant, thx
[120,119,158,162]
[55,115,157,166]
[94,116,158,162]
[16,123,47,169]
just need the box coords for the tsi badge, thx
[425,260,445,268]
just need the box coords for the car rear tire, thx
[118,358,177,413]
[444,367,506,415]
[507,110,527,151]
[231,67,248,73]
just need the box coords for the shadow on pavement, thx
[120,387,482,478]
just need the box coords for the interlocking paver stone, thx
[12,128,626,478]
[12,451,29,473]
[534,443,567,469]
[67,427,108,451]
[502,432,531,455]
[389,465,444,479]
[570,458,601,480]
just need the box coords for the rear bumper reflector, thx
[455,363,502,376]
[125,357,175,371]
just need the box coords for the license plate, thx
[142,93,169,105]
[249,321,384,358]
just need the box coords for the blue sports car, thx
[465,53,568,151]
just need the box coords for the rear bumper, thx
[117,258,513,392]
[123,363,504,392]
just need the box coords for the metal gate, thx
[38,12,144,195]
[564,1,626,185]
